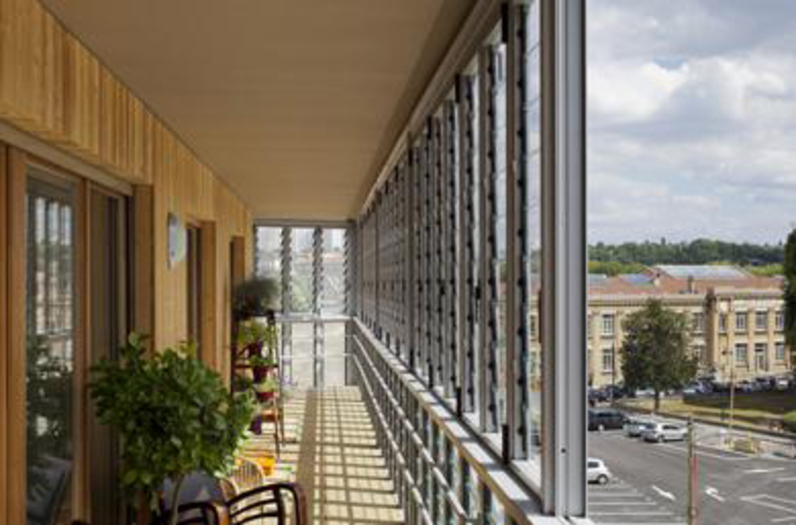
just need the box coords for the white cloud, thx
[588,0,796,244]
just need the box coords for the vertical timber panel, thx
[200,221,218,369]
[0,143,7,524]
[133,185,155,348]
[7,147,26,525]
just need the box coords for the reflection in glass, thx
[494,41,508,428]
[524,0,543,465]
[26,177,76,525]
[254,226,283,310]
[290,228,314,313]
[320,229,347,315]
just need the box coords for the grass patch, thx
[620,392,796,429]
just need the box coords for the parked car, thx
[633,388,655,398]
[683,380,714,396]
[737,380,756,393]
[642,422,687,443]
[624,417,656,438]
[589,387,608,404]
[710,381,730,393]
[604,385,625,400]
[587,458,612,485]
[776,377,791,391]
[588,409,627,431]
[755,376,776,392]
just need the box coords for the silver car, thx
[587,458,612,485]
[624,417,655,438]
[642,422,687,443]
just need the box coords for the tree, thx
[784,229,796,368]
[620,299,698,411]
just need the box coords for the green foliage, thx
[620,299,698,410]
[90,333,255,514]
[588,260,646,276]
[236,321,269,349]
[745,264,784,277]
[589,239,783,266]
[783,411,796,433]
[232,276,278,321]
[785,230,796,368]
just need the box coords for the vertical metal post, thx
[479,42,499,434]
[345,224,357,385]
[457,73,477,414]
[424,120,435,385]
[687,417,697,525]
[313,227,324,388]
[433,117,444,388]
[444,99,459,400]
[281,227,293,385]
[541,0,587,515]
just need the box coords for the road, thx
[588,426,796,525]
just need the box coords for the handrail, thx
[351,346,474,523]
[351,334,474,521]
[351,319,557,525]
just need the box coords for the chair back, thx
[152,501,227,525]
[226,482,307,525]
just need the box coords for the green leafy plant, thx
[235,321,270,350]
[249,355,277,368]
[254,376,279,393]
[783,411,796,433]
[90,333,255,525]
[232,276,278,321]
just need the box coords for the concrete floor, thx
[246,387,404,525]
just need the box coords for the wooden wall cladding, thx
[0,0,236,192]
[0,0,253,368]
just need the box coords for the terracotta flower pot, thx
[256,391,276,402]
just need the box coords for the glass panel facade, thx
[255,226,352,389]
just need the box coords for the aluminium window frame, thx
[350,0,587,519]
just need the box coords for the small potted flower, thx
[254,377,279,403]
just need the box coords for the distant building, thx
[547,265,788,387]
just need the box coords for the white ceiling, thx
[42,0,474,220]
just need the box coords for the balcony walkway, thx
[246,387,403,525]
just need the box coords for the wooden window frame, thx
[3,144,131,523]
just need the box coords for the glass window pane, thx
[321,229,347,315]
[289,228,314,314]
[523,0,543,466]
[493,39,508,430]
[26,174,76,524]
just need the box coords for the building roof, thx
[655,265,748,280]
[588,265,782,300]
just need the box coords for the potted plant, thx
[90,334,255,525]
[231,276,278,322]
[254,376,279,403]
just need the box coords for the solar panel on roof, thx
[620,273,654,285]
[656,265,746,280]
[588,274,608,286]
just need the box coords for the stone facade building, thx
[582,265,789,388]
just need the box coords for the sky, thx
[587,0,796,244]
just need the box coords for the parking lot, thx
[589,425,796,525]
